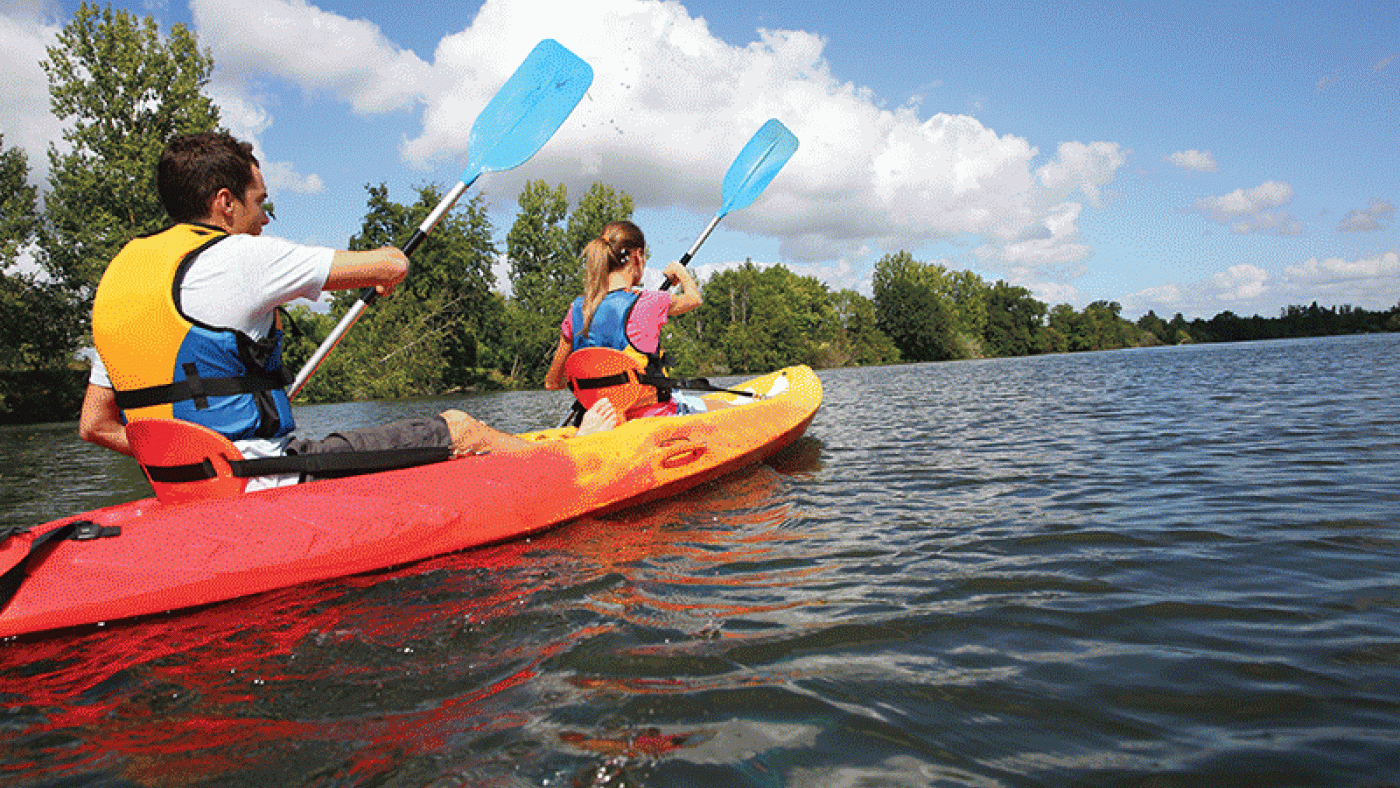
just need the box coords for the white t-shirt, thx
[91,233,335,490]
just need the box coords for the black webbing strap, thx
[571,371,755,398]
[115,368,289,411]
[0,521,122,614]
[562,372,759,428]
[143,445,453,484]
[146,459,219,484]
[572,371,635,390]
[237,446,452,477]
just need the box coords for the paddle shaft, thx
[288,179,471,400]
[660,213,723,292]
[284,39,591,400]
[659,120,797,292]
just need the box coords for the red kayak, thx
[0,367,820,638]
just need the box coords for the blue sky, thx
[3,0,1396,319]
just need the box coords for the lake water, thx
[2,333,1398,787]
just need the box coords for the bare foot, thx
[441,409,492,456]
[576,398,619,436]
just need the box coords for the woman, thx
[544,220,707,419]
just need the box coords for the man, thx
[80,132,614,489]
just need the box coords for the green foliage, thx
[292,184,498,402]
[983,280,1047,357]
[0,274,82,371]
[663,261,859,376]
[500,181,635,386]
[491,300,559,385]
[1136,309,1172,346]
[507,180,635,328]
[565,182,635,259]
[711,262,836,373]
[39,1,219,303]
[872,251,961,362]
[872,251,1168,360]
[1,135,82,372]
[506,180,570,320]
[1182,301,1400,343]
[829,289,901,366]
[0,136,37,266]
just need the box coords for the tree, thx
[1080,300,1137,349]
[983,280,1047,357]
[1,136,81,372]
[507,180,635,320]
[829,289,900,367]
[0,136,37,270]
[721,263,836,373]
[291,184,497,402]
[1,135,88,421]
[930,265,989,349]
[871,251,960,362]
[489,300,559,385]
[1168,312,1193,344]
[564,182,635,262]
[1046,303,1084,351]
[503,180,635,384]
[38,1,219,335]
[1136,309,1171,346]
[506,180,569,319]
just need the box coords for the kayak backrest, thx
[564,347,647,420]
[126,418,248,504]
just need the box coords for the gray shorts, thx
[285,416,452,456]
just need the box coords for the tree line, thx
[3,3,1398,422]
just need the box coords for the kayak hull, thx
[1,366,820,638]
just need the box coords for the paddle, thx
[289,39,594,399]
[659,119,799,292]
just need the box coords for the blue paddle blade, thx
[719,119,799,216]
[462,39,594,181]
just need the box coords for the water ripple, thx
[3,336,1400,786]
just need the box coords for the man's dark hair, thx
[157,132,261,223]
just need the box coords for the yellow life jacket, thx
[92,223,296,441]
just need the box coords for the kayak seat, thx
[564,347,650,421]
[127,419,457,504]
[126,418,248,504]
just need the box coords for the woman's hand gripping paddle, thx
[289,39,594,399]
[660,119,799,292]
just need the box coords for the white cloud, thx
[1124,250,1400,318]
[1167,149,1218,172]
[996,202,1093,266]
[179,0,1129,278]
[1028,279,1081,306]
[189,0,435,115]
[205,81,273,142]
[1337,199,1394,233]
[0,1,56,21]
[1285,250,1399,288]
[1122,283,1183,315]
[260,160,324,195]
[1213,262,1268,300]
[0,11,63,185]
[1191,180,1303,235]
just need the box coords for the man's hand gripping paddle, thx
[289,39,593,399]
[660,119,799,292]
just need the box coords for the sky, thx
[2,0,1396,319]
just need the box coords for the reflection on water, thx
[3,335,1400,787]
